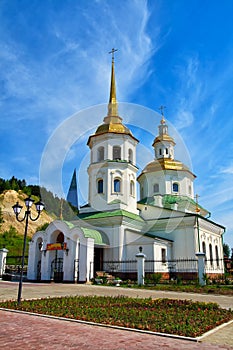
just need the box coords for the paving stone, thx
[0,281,232,349]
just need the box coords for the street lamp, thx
[12,197,44,304]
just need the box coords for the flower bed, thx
[0,296,232,337]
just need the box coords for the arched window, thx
[209,243,213,265]
[97,147,104,161]
[202,241,206,254]
[202,241,206,261]
[113,146,121,160]
[130,181,135,196]
[153,183,159,193]
[161,248,166,263]
[166,148,168,155]
[114,179,121,193]
[189,185,192,195]
[97,179,103,193]
[128,149,133,163]
[173,182,179,193]
[215,245,219,266]
[159,149,162,156]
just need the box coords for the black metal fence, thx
[100,258,226,281]
[3,255,28,281]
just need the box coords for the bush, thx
[145,273,162,285]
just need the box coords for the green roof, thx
[81,228,109,245]
[63,221,75,229]
[144,231,173,242]
[138,195,207,212]
[163,195,207,211]
[78,209,144,222]
[62,221,109,246]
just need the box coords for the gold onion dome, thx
[152,116,175,147]
[138,113,195,178]
[140,158,195,175]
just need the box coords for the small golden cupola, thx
[152,108,176,160]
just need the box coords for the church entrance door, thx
[51,257,63,282]
[37,260,41,281]
[94,248,103,274]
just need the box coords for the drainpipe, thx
[195,215,200,252]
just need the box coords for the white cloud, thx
[220,165,233,175]
[0,0,157,137]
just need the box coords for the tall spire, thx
[67,169,79,209]
[108,48,118,117]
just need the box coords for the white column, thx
[0,248,8,277]
[136,247,146,286]
[196,252,206,286]
[41,250,51,281]
[27,241,34,280]
[79,238,94,282]
[63,239,77,282]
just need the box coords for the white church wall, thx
[199,224,225,274]
[27,232,44,281]
[171,228,196,259]
[90,134,137,163]
[139,169,194,199]
[27,241,36,280]
[87,158,138,213]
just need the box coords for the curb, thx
[196,318,233,341]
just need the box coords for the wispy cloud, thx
[220,165,233,175]
[172,56,202,129]
[0,1,156,133]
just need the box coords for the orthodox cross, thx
[195,194,200,213]
[109,48,118,61]
[159,105,166,116]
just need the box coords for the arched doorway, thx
[50,232,64,282]
[37,260,41,281]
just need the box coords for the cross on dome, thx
[108,48,118,62]
[158,105,166,124]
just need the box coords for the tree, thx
[223,243,230,258]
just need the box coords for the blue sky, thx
[1,0,233,247]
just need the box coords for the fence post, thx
[0,248,9,277]
[136,247,146,285]
[196,252,206,286]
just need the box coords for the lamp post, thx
[12,197,44,304]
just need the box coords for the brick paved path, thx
[0,310,232,350]
[0,281,233,349]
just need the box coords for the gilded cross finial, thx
[159,105,166,116]
[195,194,201,213]
[109,48,118,62]
[159,105,166,124]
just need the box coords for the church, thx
[27,55,225,283]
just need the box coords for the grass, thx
[0,296,232,337]
[132,283,233,296]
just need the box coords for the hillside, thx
[0,190,53,237]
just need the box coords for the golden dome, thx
[152,134,175,146]
[138,158,195,178]
[95,122,132,136]
[87,50,138,145]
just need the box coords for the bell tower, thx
[138,109,195,201]
[84,50,139,214]
[152,106,175,160]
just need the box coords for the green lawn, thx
[133,283,233,296]
[0,296,232,337]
